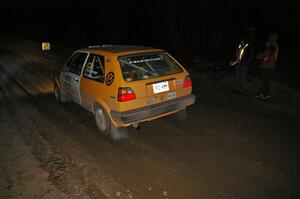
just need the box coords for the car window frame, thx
[82,53,105,83]
[68,51,89,76]
[66,52,89,76]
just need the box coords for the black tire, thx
[95,105,128,141]
[54,83,62,102]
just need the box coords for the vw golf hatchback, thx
[53,45,195,140]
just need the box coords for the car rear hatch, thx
[117,52,192,111]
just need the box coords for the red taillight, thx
[117,87,136,102]
[183,76,192,88]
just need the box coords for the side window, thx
[67,53,88,75]
[83,54,105,83]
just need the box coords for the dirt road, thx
[0,49,299,199]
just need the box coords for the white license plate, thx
[167,91,176,100]
[152,81,169,94]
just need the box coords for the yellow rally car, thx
[53,45,196,140]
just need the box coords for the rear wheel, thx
[95,105,128,141]
[95,106,110,136]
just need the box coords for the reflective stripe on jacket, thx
[237,43,249,61]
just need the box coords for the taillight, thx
[117,87,136,102]
[183,76,192,88]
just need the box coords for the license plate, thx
[167,91,176,100]
[152,81,169,94]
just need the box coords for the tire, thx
[54,83,61,102]
[95,105,128,141]
[54,83,69,103]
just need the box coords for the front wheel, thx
[54,83,69,103]
[95,105,128,141]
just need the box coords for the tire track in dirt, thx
[0,73,68,199]
[0,61,112,198]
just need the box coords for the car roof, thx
[79,45,164,56]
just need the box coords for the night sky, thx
[1,0,299,72]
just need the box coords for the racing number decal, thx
[105,72,114,86]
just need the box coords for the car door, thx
[62,52,89,104]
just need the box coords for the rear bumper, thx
[111,95,196,124]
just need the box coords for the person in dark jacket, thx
[233,39,251,93]
[255,33,279,99]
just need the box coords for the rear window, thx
[119,52,183,82]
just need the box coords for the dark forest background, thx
[1,0,300,73]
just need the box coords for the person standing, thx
[233,39,251,93]
[255,33,279,99]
